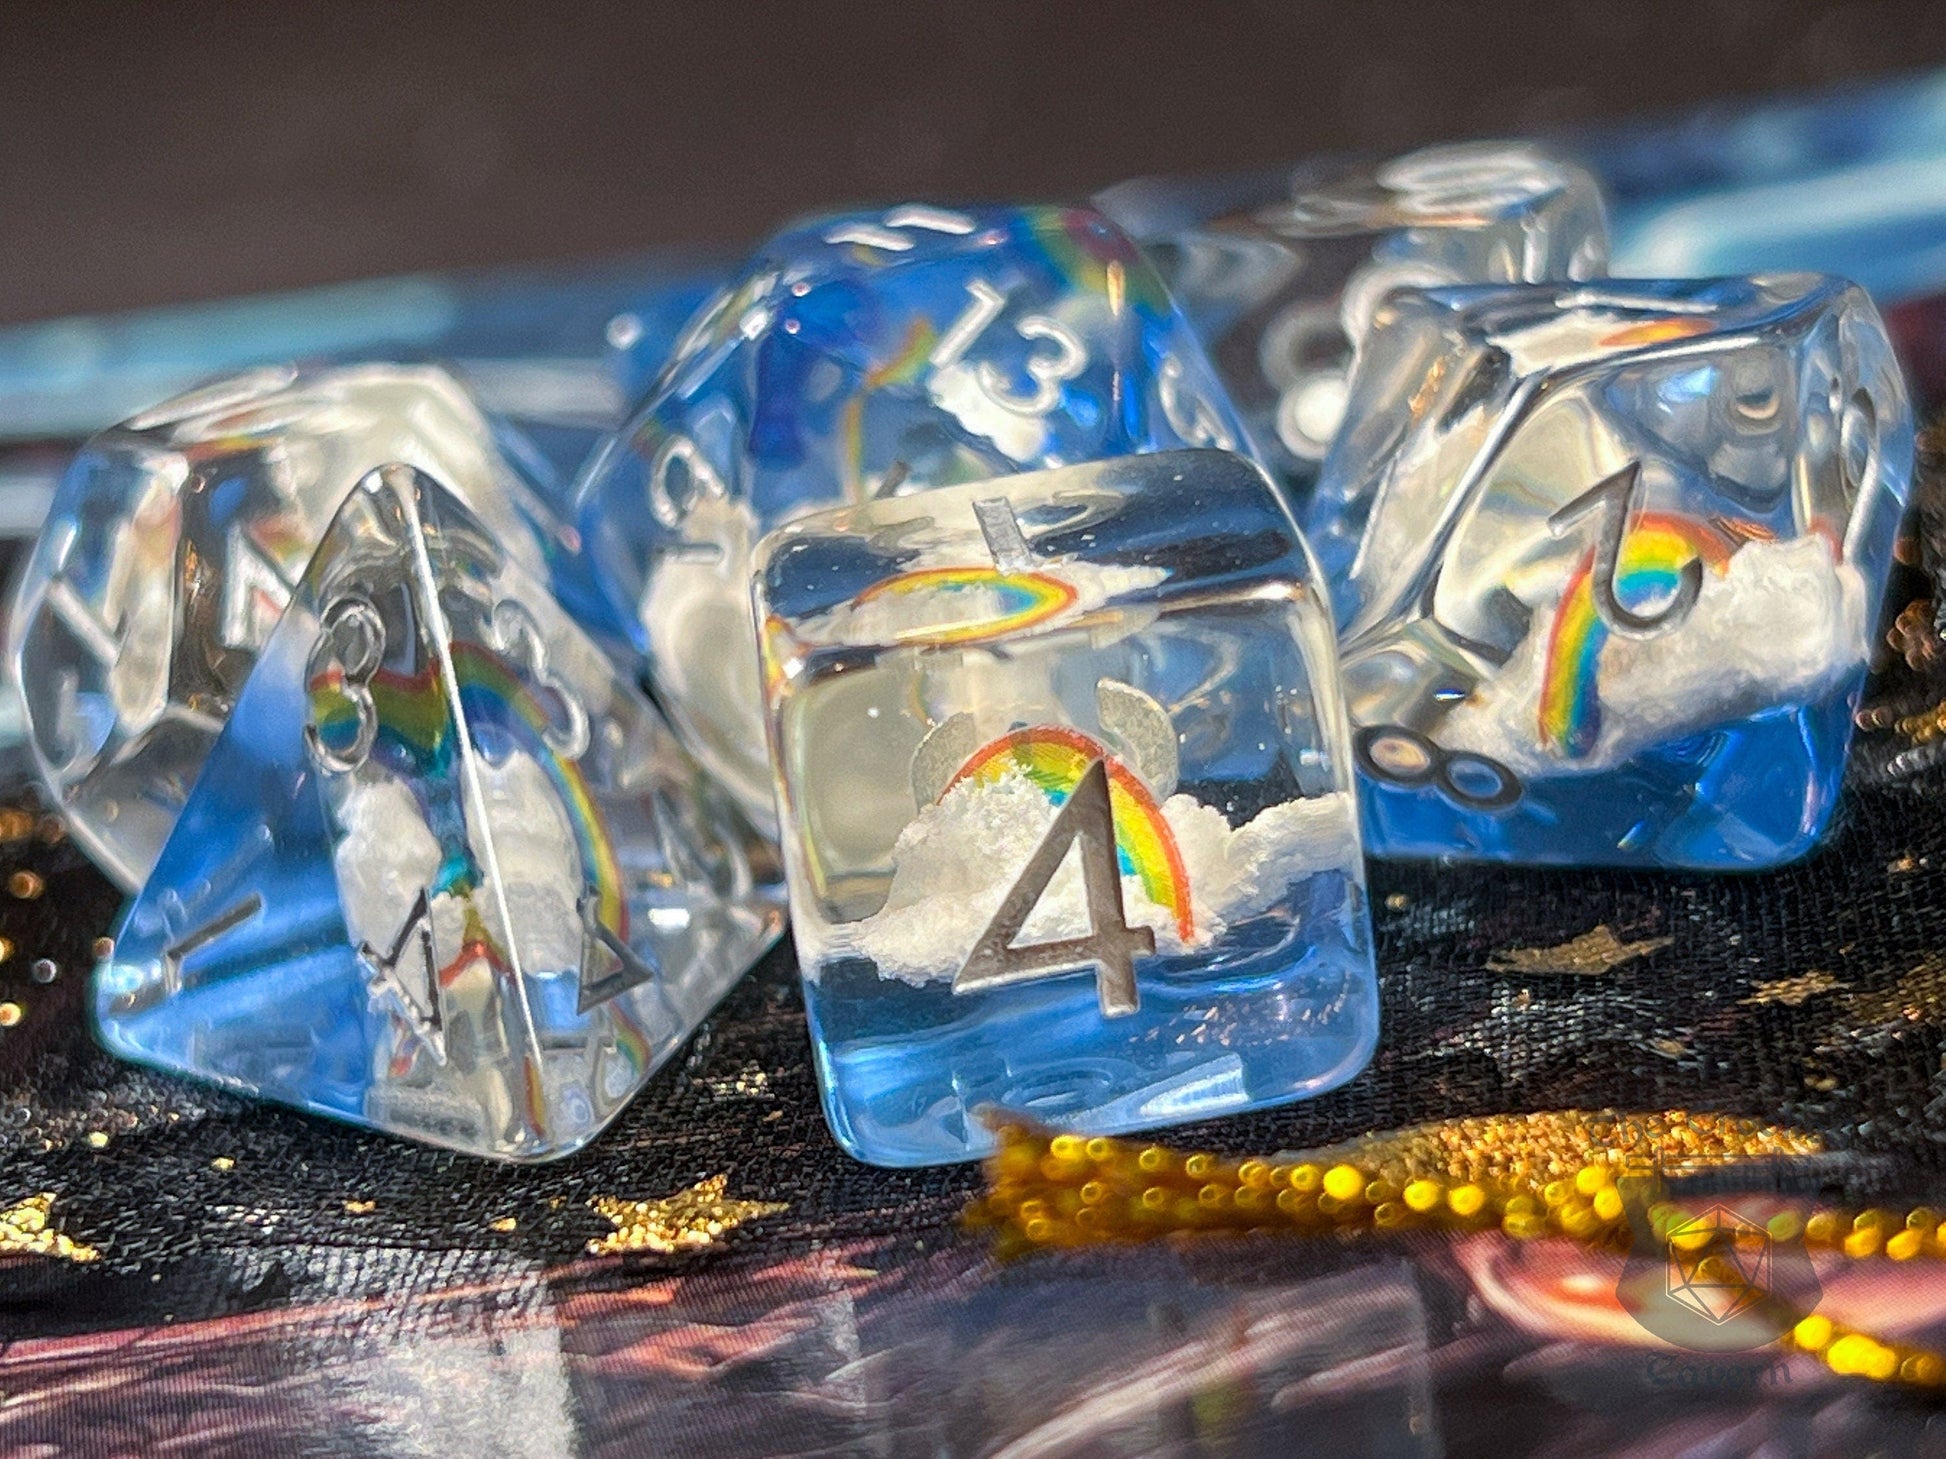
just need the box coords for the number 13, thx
[931,279,1088,417]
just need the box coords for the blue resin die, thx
[755,450,1377,1166]
[577,203,1245,828]
[1308,274,1914,869]
[98,466,783,1161]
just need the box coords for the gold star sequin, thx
[0,1194,98,1263]
[1841,953,1946,1029]
[588,1175,786,1256]
[1742,970,1845,1007]
[1486,925,1672,976]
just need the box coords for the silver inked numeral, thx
[304,595,385,773]
[1355,724,1522,811]
[931,279,1089,418]
[575,891,656,1014]
[1548,461,1701,636]
[359,886,446,1063]
[953,758,1154,1018]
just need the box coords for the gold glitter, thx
[588,1175,787,1256]
[0,1194,98,1262]
[92,937,114,961]
[8,871,43,900]
[1742,970,1844,1007]
[0,938,12,964]
[1841,954,1946,1029]
[343,1199,375,1215]
[1384,893,1409,912]
[489,1216,518,1232]
[210,1157,234,1172]
[1486,926,1672,976]
[84,1132,108,1149]
[0,1004,21,1028]
[0,809,36,842]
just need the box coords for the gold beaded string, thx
[970,1111,1946,1391]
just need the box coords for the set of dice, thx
[7,143,1915,1167]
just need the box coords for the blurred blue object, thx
[0,250,728,452]
[1588,69,1946,301]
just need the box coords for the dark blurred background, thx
[4,0,1945,325]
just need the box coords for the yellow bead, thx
[1767,1211,1803,1242]
[1018,1198,1049,1223]
[1373,1200,1407,1228]
[1887,1229,1925,1261]
[1289,1163,1323,1193]
[1830,1336,1901,1383]
[1048,1135,1085,1162]
[1322,1164,1366,1203]
[1023,1218,1055,1244]
[1805,1211,1841,1245]
[1316,1193,1344,1217]
[1237,1160,1270,1190]
[1502,1211,1548,1240]
[1448,1185,1487,1218]
[1078,1181,1106,1206]
[1403,1179,1443,1214]
[1138,1147,1168,1173]
[1364,1179,1398,1206]
[1592,1187,1625,1223]
[1792,1314,1834,1352]
[1843,1227,1882,1260]
[1140,1187,1168,1210]
[1905,1353,1946,1386]
[1542,1180,1572,1208]
[1184,1154,1216,1180]
[1574,1164,1611,1196]
[1197,1184,1226,1208]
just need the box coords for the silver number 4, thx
[952,757,1154,1018]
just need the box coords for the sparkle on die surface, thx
[574,203,1248,833]
[1307,273,1914,868]
[96,466,783,1160]
[756,451,1377,1166]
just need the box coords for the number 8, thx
[1355,724,1522,811]
[305,595,385,773]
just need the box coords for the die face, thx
[1308,274,1915,869]
[1101,142,1608,491]
[9,364,564,892]
[575,204,1247,832]
[97,466,784,1161]
[755,451,1377,1167]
